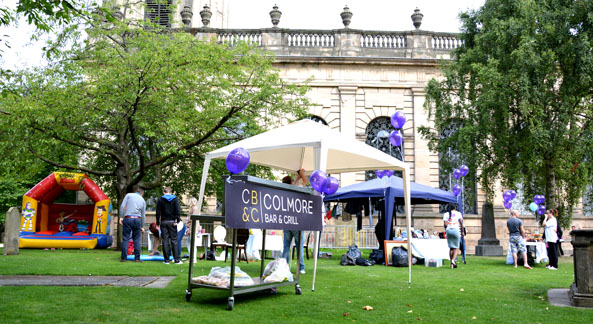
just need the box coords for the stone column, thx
[569,229,593,307]
[3,207,20,255]
[338,86,358,187]
[411,87,429,185]
[474,202,503,256]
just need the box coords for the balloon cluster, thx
[226,147,250,174]
[375,170,394,179]
[388,111,406,147]
[502,189,517,209]
[452,164,469,196]
[310,170,339,195]
[529,195,546,215]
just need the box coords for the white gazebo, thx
[197,119,413,285]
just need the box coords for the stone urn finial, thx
[200,4,212,27]
[411,8,423,30]
[180,5,193,27]
[340,5,353,28]
[269,5,282,27]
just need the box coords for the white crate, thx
[425,258,442,267]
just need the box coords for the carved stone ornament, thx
[340,6,353,28]
[269,5,282,27]
[200,4,212,27]
[411,8,424,30]
[180,5,193,27]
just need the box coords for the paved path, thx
[0,275,175,288]
[548,288,593,309]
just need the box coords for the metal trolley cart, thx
[185,175,322,310]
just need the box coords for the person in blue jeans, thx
[281,172,307,274]
[177,221,186,258]
[119,186,146,262]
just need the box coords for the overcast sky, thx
[1,0,485,70]
[227,0,485,32]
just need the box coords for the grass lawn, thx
[0,247,591,323]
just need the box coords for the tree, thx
[1,1,92,31]
[420,0,593,227]
[0,5,309,232]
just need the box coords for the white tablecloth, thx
[506,241,548,264]
[251,234,284,252]
[410,239,450,260]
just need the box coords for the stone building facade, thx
[123,2,593,254]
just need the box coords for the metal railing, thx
[319,225,379,249]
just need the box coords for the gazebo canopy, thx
[197,119,413,284]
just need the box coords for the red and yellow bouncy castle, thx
[19,172,113,249]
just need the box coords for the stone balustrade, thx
[187,27,462,60]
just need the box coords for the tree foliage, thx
[1,0,92,31]
[0,4,309,215]
[420,0,593,227]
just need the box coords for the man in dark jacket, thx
[156,187,182,264]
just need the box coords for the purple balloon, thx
[388,130,403,147]
[453,184,462,196]
[391,111,407,129]
[375,170,385,179]
[502,191,512,202]
[310,170,328,193]
[459,165,469,177]
[504,201,513,209]
[509,190,517,200]
[383,170,394,177]
[323,176,339,195]
[534,195,545,205]
[225,147,250,174]
[453,169,461,180]
[537,205,546,215]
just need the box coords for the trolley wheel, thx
[185,290,192,302]
[295,285,302,295]
[227,297,234,310]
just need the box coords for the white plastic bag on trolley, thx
[208,266,255,287]
[263,258,294,283]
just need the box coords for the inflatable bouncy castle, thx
[19,172,113,249]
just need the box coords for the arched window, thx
[306,115,328,125]
[438,124,477,214]
[365,117,403,180]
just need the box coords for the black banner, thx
[224,177,322,231]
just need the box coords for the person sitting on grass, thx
[507,210,532,269]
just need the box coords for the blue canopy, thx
[324,176,457,240]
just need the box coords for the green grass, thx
[0,247,591,323]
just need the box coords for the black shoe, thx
[135,259,143,263]
[120,259,126,262]
[453,262,458,268]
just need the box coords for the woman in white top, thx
[443,204,464,268]
[543,209,559,270]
